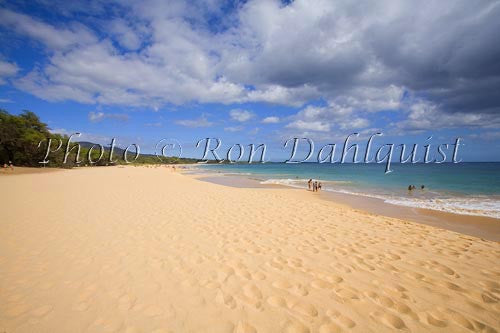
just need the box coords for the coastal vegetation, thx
[0,109,198,167]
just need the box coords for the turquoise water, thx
[198,163,500,218]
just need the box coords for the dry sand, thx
[0,166,499,332]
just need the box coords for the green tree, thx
[0,109,65,166]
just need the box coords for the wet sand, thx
[199,174,500,242]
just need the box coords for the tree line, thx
[0,109,198,167]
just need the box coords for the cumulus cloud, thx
[0,0,499,130]
[108,19,143,51]
[224,125,244,132]
[49,128,112,144]
[229,109,254,122]
[393,100,500,133]
[88,111,129,123]
[261,116,280,124]
[0,8,97,50]
[175,114,213,128]
[286,120,330,132]
[0,60,18,84]
[286,103,370,135]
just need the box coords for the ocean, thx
[197,162,500,219]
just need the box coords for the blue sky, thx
[0,0,499,161]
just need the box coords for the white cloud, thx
[229,109,254,122]
[262,116,280,124]
[285,103,370,135]
[88,112,105,122]
[0,8,97,50]
[108,19,143,51]
[88,111,129,123]
[249,127,260,135]
[393,100,500,133]
[175,114,213,128]
[0,0,499,130]
[467,131,500,141]
[286,120,330,132]
[224,125,244,132]
[0,60,18,84]
[49,128,111,144]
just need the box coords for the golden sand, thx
[0,166,499,332]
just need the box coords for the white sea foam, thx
[260,178,500,219]
[384,196,500,219]
[260,178,307,188]
[260,178,350,188]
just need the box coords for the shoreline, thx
[5,165,500,242]
[196,173,500,242]
[1,165,499,332]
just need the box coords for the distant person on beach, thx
[408,185,413,191]
[308,179,312,191]
[8,161,13,170]
[313,181,318,192]
[421,185,425,189]
[318,182,322,191]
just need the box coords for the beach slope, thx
[0,166,499,332]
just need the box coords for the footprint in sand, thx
[217,266,235,282]
[326,309,356,328]
[481,291,499,303]
[327,275,343,284]
[479,280,500,290]
[436,280,466,292]
[273,277,292,288]
[234,321,257,333]
[143,305,163,317]
[118,294,136,311]
[282,319,310,333]
[243,283,263,300]
[288,258,303,268]
[5,302,30,317]
[332,287,360,302]
[267,261,284,271]
[289,284,309,297]
[290,301,318,317]
[385,253,401,260]
[90,317,124,332]
[203,280,220,290]
[370,311,406,329]
[393,301,418,319]
[318,322,342,333]
[216,290,237,309]
[31,305,53,317]
[311,279,334,289]
[235,268,252,279]
[365,291,394,307]
[150,329,172,333]
[73,302,89,312]
[420,311,448,327]
[239,283,263,309]
[267,295,287,307]
[251,271,266,280]
[445,310,475,330]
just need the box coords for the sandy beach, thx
[0,166,499,333]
